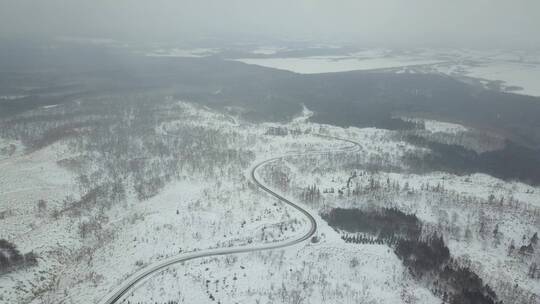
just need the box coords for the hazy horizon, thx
[1,0,539,49]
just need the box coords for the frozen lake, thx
[235,55,442,74]
[234,48,540,97]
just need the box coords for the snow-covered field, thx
[0,102,336,303]
[0,138,23,161]
[126,241,437,304]
[1,100,539,304]
[0,143,80,303]
[260,119,540,303]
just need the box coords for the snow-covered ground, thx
[0,143,80,303]
[126,238,437,304]
[2,101,539,304]
[0,102,416,303]
[0,137,23,161]
[263,120,540,303]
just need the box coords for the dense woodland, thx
[2,45,540,146]
[323,207,501,304]
[0,239,37,275]
[402,135,540,185]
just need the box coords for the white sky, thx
[0,0,539,48]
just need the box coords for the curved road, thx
[99,134,360,304]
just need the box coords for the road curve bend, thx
[99,134,360,304]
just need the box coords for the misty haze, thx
[1,1,540,304]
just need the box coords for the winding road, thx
[99,134,360,304]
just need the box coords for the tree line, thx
[0,239,38,275]
[322,207,503,304]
